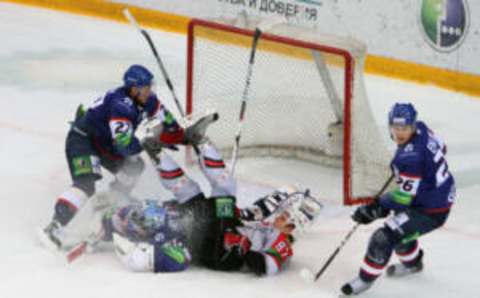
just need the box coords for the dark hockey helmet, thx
[388,103,417,127]
[141,200,167,232]
[123,64,154,88]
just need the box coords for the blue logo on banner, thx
[420,0,470,52]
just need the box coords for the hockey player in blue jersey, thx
[40,64,208,250]
[341,103,456,295]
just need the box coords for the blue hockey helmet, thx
[123,64,154,88]
[388,103,417,127]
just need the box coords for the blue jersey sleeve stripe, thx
[399,172,422,179]
[109,117,132,123]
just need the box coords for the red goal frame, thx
[186,18,370,205]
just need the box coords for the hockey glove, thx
[142,136,178,156]
[183,113,219,146]
[155,238,192,273]
[223,230,251,257]
[352,202,389,225]
[137,118,179,158]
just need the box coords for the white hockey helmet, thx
[268,188,323,234]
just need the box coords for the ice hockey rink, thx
[0,2,479,297]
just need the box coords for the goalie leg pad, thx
[158,152,202,204]
[200,143,236,197]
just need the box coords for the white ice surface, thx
[0,3,479,298]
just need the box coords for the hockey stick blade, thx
[256,17,283,32]
[123,9,141,31]
[66,241,88,263]
[66,228,105,264]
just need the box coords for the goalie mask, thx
[265,189,323,235]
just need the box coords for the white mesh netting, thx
[187,16,392,204]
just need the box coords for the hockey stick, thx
[123,9,212,159]
[123,9,185,118]
[309,174,395,281]
[230,28,262,176]
[66,239,94,263]
[65,230,104,263]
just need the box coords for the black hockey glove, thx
[183,113,219,146]
[352,202,389,225]
[245,250,267,276]
[223,229,251,257]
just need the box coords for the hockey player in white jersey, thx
[155,142,323,275]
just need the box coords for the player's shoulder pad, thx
[413,121,430,143]
[145,93,161,117]
[111,95,136,119]
[394,143,422,170]
[397,142,421,157]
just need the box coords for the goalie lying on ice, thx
[94,142,323,275]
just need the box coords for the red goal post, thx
[185,18,391,205]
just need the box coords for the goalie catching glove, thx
[137,112,219,156]
[183,112,219,146]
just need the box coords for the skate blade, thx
[387,269,422,278]
[37,227,61,252]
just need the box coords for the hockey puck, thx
[299,268,315,282]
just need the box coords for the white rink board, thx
[0,3,479,298]
[112,0,480,75]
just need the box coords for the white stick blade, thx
[299,268,316,282]
[257,17,283,32]
[123,8,141,30]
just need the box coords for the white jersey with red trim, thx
[238,222,293,275]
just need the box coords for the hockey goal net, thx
[186,17,391,205]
